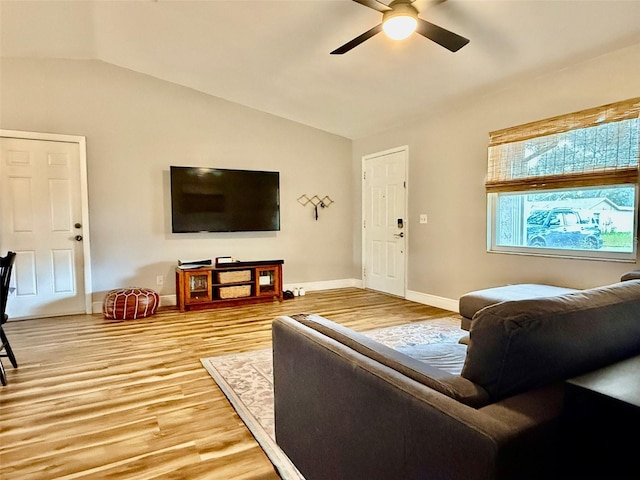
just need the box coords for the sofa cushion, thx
[621,270,640,281]
[291,314,490,407]
[459,284,578,320]
[396,343,467,375]
[461,280,640,401]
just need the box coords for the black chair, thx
[1,251,18,386]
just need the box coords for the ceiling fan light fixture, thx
[383,15,417,40]
[382,3,418,41]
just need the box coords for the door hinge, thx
[363,267,367,277]
[363,171,366,180]
[404,180,406,188]
[363,219,366,228]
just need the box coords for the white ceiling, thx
[2,0,640,139]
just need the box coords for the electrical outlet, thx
[156,275,164,286]
[419,214,428,224]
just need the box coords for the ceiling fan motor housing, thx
[383,0,419,22]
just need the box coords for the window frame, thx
[487,186,638,262]
[486,98,640,262]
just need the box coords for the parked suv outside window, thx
[526,207,603,250]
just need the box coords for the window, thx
[487,98,640,260]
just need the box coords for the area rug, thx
[201,316,465,480]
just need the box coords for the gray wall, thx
[2,43,639,309]
[0,58,355,303]
[353,43,640,301]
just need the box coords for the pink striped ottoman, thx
[103,287,159,320]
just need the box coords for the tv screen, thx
[170,166,280,233]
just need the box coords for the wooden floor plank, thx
[0,287,459,479]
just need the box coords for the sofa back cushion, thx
[461,280,640,401]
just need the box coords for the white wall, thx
[353,43,640,301]
[0,58,356,303]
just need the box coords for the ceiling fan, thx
[331,0,469,54]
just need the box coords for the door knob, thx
[75,235,83,241]
[394,232,404,238]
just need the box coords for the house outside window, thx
[487,98,640,261]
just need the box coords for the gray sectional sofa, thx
[272,279,640,480]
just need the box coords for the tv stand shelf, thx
[175,260,284,312]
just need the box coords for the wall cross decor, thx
[297,194,335,220]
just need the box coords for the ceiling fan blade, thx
[415,18,469,52]
[330,24,383,55]
[353,0,392,13]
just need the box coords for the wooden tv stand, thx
[175,260,284,312]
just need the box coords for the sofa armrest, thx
[289,313,488,406]
[272,316,559,480]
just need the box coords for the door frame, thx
[361,145,409,297]
[0,129,93,315]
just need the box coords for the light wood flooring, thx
[0,288,460,480]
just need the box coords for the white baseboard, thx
[92,279,363,314]
[406,290,459,313]
[92,301,102,314]
[159,294,177,307]
[283,278,363,293]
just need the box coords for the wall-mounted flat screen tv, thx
[170,166,280,233]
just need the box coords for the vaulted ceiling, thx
[2,0,640,139]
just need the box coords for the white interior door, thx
[0,133,91,319]
[363,147,407,297]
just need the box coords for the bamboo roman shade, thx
[486,98,640,193]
